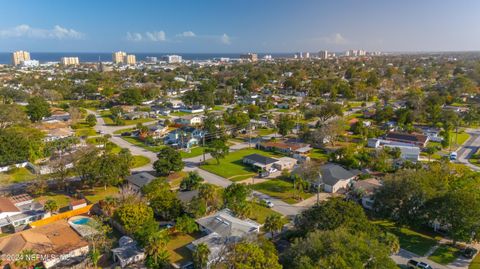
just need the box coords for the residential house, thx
[0,219,89,268]
[188,209,261,267]
[0,194,46,233]
[384,132,429,147]
[112,236,145,268]
[174,115,203,126]
[350,178,382,210]
[243,154,297,174]
[180,105,208,114]
[320,163,360,193]
[164,127,204,149]
[69,199,88,211]
[149,124,169,138]
[257,140,312,157]
[384,144,421,162]
[126,172,156,192]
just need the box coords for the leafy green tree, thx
[143,178,183,220]
[44,200,58,214]
[14,249,38,268]
[114,201,155,235]
[193,243,210,269]
[223,183,251,217]
[0,127,45,166]
[264,214,285,236]
[153,146,184,176]
[175,215,199,234]
[144,229,170,269]
[205,139,229,164]
[283,229,397,269]
[276,114,295,137]
[26,96,51,122]
[0,104,28,129]
[119,88,143,105]
[180,171,204,191]
[86,114,97,127]
[226,238,281,269]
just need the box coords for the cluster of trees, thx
[282,198,399,268]
[374,162,480,244]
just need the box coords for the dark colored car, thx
[121,132,131,136]
[463,247,478,258]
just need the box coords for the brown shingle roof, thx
[0,198,19,213]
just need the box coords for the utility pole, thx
[316,172,323,205]
[202,134,206,163]
[249,122,252,148]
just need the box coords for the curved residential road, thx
[456,128,480,171]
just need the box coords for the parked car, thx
[121,132,131,136]
[262,199,274,208]
[463,247,478,258]
[407,259,432,269]
[450,152,457,161]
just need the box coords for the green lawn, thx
[131,155,150,168]
[251,178,314,204]
[180,147,206,159]
[469,250,480,269]
[309,148,329,161]
[170,111,191,116]
[122,136,165,152]
[374,220,438,256]
[35,193,72,212]
[72,122,96,137]
[82,186,120,204]
[167,171,188,189]
[0,167,36,185]
[167,232,203,267]
[100,111,155,126]
[213,105,224,111]
[429,244,461,265]
[113,127,136,135]
[256,128,275,136]
[200,149,279,181]
[450,131,470,148]
[247,201,283,224]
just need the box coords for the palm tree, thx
[264,214,284,237]
[145,230,170,267]
[15,249,37,268]
[193,243,210,269]
[44,200,58,215]
[198,183,218,212]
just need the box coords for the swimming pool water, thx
[72,217,91,225]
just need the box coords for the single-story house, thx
[189,209,260,266]
[126,172,156,192]
[384,132,429,148]
[0,219,89,268]
[257,140,312,156]
[320,163,360,193]
[350,178,382,210]
[175,115,203,126]
[0,194,46,233]
[69,199,88,211]
[243,154,279,171]
[112,236,145,268]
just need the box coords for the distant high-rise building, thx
[11,51,31,66]
[145,56,158,63]
[319,50,329,59]
[20,60,39,68]
[240,53,258,62]
[112,51,127,64]
[162,55,182,63]
[60,57,80,66]
[124,54,136,65]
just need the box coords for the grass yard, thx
[82,186,120,204]
[170,111,190,117]
[101,111,155,126]
[428,244,461,265]
[122,136,165,152]
[247,201,283,224]
[167,232,203,267]
[35,193,72,212]
[131,155,150,168]
[450,130,470,148]
[374,220,439,256]
[0,167,36,185]
[113,127,136,135]
[251,178,314,204]
[200,148,279,181]
[72,122,96,137]
[180,147,206,159]
[309,148,329,161]
[469,251,480,269]
[256,128,275,136]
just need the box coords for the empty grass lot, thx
[35,193,72,212]
[82,186,119,204]
[122,136,165,152]
[373,220,439,256]
[200,149,279,182]
[251,178,314,204]
[429,244,461,265]
[131,155,150,168]
[0,167,36,185]
[180,147,206,159]
[167,232,203,267]
[247,201,283,224]
[100,111,154,126]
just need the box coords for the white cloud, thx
[220,33,231,45]
[126,31,166,42]
[320,33,348,45]
[176,31,196,37]
[146,31,166,42]
[0,24,84,39]
[126,32,143,42]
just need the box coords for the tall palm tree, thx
[193,243,210,269]
[14,249,37,268]
[264,214,284,237]
[145,230,170,267]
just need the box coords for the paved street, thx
[457,128,480,171]
[391,249,449,269]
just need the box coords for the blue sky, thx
[0,0,479,53]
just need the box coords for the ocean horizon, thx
[0,52,296,64]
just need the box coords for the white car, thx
[268,167,278,173]
[263,199,274,208]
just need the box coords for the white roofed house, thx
[0,194,46,233]
[174,115,203,126]
[188,209,261,266]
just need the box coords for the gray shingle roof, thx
[243,154,278,165]
[126,172,156,189]
[320,163,358,186]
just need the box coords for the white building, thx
[20,59,39,67]
[162,54,182,63]
[60,57,80,66]
[319,50,328,59]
